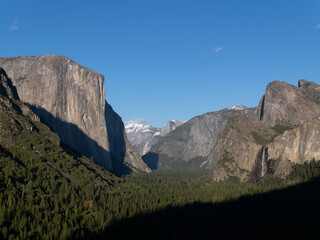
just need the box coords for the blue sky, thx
[1,1,320,127]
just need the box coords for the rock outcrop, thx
[160,120,183,136]
[268,116,320,164]
[0,55,150,173]
[212,80,320,181]
[257,80,320,125]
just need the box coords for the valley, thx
[1,56,320,239]
[2,1,320,239]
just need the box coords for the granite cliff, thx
[211,80,320,182]
[268,116,320,166]
[0,67,119,185]
[257,80,320,125]
[0,55,150,174]
[160,120,183,136]
[143,106,249,171]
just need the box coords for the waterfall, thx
[251,145,269,182]
[260,146,268,178]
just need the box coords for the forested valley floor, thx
[1,154,320,239]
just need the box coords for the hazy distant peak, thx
[160,120,183,137]
[125,119,182,155]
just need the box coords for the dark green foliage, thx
[271,123,294,135]
[217,151,234,166]
[165,156,209,172]
[97,176,320,240]
[2,152,320,239]
[252,123,294,145]
[288,158,320,182]
[251,131,274,145]
[0,94,132,239]
[217,151,247,177]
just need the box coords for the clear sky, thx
[1,1,320,127]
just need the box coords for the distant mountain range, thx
[125,120,183,155]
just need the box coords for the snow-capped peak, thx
[125,122,158,134]
[125,118,183,155]
[227,105,247,111]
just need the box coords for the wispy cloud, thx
[9,19,31,31]
[213,46,224,53]
[124,118,147,125]
[10,20,19,30]
[315,24,320,29]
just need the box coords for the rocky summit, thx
[211,80,320,182]
[0,55,150,174]
[257,80,320,125]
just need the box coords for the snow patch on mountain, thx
[125,119,183,155]
[227,105,248,111]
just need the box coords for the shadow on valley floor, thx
[27,105,132,176]
[81,176,320,240]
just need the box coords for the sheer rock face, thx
[258,80,320,166]
[268,117,320,164]
[211,112,267,182]
[0,55,149,173]
[212,80,320,182]
[257,80,320,126]
[143,107,250,170]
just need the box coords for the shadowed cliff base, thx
[142,152,159,170]
[26,105,132,176]
[105,102,132,176]
[82,176,320,240]
[142,152,209,172]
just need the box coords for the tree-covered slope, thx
[0,68,138,239]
